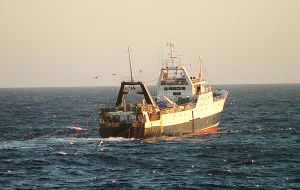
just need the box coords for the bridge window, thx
[164,86,186,91]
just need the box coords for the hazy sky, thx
[0,0,299,87]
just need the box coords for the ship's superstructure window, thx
[163,86,187,91]
[160,68,188,85]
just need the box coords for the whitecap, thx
[57,151,68,155]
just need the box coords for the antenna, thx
[128,46,134,82]
[157,49,160,73]
[199,56,204,81]
[140,69,142,81]
[161,51,164,68]
[167,42,175,66]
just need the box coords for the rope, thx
[140,71,160,79]
[144,78,158,83]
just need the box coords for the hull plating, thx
[99,112,221,138]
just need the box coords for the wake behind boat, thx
[99,43,228,138]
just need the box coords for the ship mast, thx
[167,42,175,67]
[128,46,134,82]
[199,56,204,81]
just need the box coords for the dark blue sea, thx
[0,84,299,189]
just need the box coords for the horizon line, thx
[0,82,299,89]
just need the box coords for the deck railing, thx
[213,91,228,101]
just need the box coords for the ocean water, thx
[0,84,299,189]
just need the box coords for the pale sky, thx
[0,0,299,88]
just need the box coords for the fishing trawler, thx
[99,43,228,138]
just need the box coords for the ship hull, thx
[99,122,145,139]
[161,112,221,136]
[99,112,221,138]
